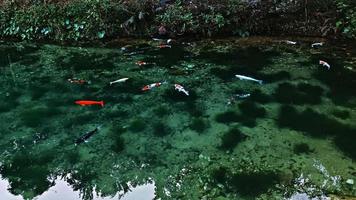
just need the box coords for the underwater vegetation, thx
[215,101,266,127]
[111,137,125,153]
[278,105,356,160]
[152,121,171,137]
[229,171,279,197]
[275,82,324,105]
[58,52,115,71]
[248,89,273,104]
[20,106,62,127]
[153,105,171,117]
[313,64,356,106]
[129,118,146,133]
[293,142,314,154]
[219,128,247,150]
[259,71,291,83]
[189,117,209,133]
[0,149,56,199]
[215,111,240,124]
[332,109,350,120]
[277,105,349,137]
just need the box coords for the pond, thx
[0,37,355,200]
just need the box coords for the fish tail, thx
[258,80,263,84]
[100,101,104,107]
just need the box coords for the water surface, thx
[0,37,355,199]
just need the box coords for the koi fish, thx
[75,125,102,144]
[110,78,129,85]
[142,81,166,91]
[158,44,172,48]
[235,74,263,84]
[174,84,189,96]
[284,40,297,45]
[227,93,250,105]
[319,60,330,70]
[311,42,323,48]
[75,100,104,107]
[68,78,86,84]
[136,61,148,66]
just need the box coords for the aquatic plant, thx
[152,121,171,137]
[215,111,239,124]
[249,89,272,103]
[238,101,266,118]
[129,118,146,132]
[20,106,62,127]
[211,166,228,184]
[259,71,291,83]
[220,128,247,150]
[111,137,125,153]
[189,117,209,133]
[277,105,350,137]
[66,150,80,165]
[229,171,279,197]
[293,143,314,154]
[153,105,171,117]
[275,83,324,105]
[332,109,350,119]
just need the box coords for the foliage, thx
[0,0,353,41]
[335,0,356,38]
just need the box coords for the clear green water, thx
[0,37,355,200]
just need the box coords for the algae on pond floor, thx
[0,37,355,200]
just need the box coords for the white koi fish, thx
[311,42,323,48]
[319,60,330,70]
[174,84,189,96]
[285,40,297,45]
[110,78,129,85]
[235,74,263,84]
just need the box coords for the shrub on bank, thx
[0,0,352,42]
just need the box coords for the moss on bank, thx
[0,0,348,42]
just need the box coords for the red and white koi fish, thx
[142,81,167,91]
[68,78,87,84]
[110,78,129,85]
[319,60,330,70]
[158,44,172,48]
[136,61,148,66]
[75,100,104,107]
[174,84,189,96]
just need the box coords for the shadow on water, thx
[215,101,266,127]
[274,82,324,105]
[57,52,117,71]
[211,167,279,198]
[204,47,280,81]
[143,45,192,68]
[277,105,356,160]
[311,55,356,107]
[0,45,40,67]
[219,128,247,150]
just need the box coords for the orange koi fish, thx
[75,100,104,107]
[142,81,167,91]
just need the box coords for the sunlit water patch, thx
[0,37,355,199]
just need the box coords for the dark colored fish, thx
[75,126,101,145]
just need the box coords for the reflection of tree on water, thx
[0,150,54,199]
